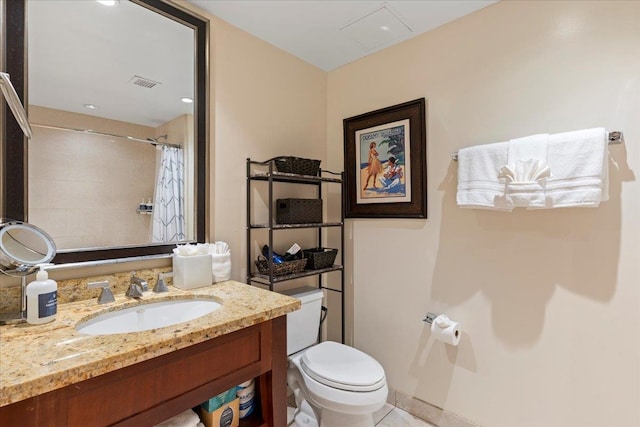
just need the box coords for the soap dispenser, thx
[26,263,57,325]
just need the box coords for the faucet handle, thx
[153,273,170,293]
[88,280,115,304]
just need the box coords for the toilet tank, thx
[282,287,324,355]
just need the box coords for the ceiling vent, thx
[339,5,412,52]
[128,75,161,89]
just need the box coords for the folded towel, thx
[506,133,549,166]
[499,159,551,185]
[541,127,608,208]
[498,133,551,208]
[155,409,201,427]
[456,127,608,211]
[456,141,511,210]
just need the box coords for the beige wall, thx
[327,1,639,426]
[197,7,328,281]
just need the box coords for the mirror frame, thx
[1,0,208,264]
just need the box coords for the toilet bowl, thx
[284,287,388,427]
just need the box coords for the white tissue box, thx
[173,254,213,289]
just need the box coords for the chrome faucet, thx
[126,272,148,298]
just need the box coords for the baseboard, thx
[387,388,480,427]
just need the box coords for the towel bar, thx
[450,130,623,161]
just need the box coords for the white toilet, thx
[284,287,388,427]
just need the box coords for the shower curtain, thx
[152,145,185,243]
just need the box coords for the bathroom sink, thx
[75,299,221,335]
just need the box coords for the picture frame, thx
[343,98,427,218]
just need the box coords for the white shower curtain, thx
[152,145,185,242]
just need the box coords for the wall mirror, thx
[1,0,208,265]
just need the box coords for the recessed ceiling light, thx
[97,0,119,6]
[83,104,98,110]
[380,25,390,31]
[181,97,193,104]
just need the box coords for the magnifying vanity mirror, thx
[1,0,208,265]
[0,219,56,276]
[0,219,56,322]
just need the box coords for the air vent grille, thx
[128,75,161,89]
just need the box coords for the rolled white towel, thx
[154,409,201,427]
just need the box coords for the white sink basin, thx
[76,299,221,335]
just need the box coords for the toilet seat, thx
[300,341,386,392]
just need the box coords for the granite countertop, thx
[0,280,300,407]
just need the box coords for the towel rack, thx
[450,131,623,161]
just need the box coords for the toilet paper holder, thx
[423,312,461,346]
[423,312,438,324]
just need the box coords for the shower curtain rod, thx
[30,123,182,149]
[449,130,623,161]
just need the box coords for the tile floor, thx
[287,400,436,427]
[374,402,437,427]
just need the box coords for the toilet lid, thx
[301,341,386,392]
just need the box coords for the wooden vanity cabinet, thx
[0,316,287,427]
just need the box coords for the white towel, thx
[154,409,202,427]
[209,241,231,283]
[456,141,511,210]
[498,133,551,208]
[540,127,608,208]
[456,127,608,211]
[507,133,549,166]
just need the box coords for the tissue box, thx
[197,398,239,427]
[201,387,238,412]
[173,254,213,289]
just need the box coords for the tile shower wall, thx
[28,107,157,249]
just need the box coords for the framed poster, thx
[343,98,427,218]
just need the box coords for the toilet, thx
[284,287,388,427]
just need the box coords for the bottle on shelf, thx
[262,245,285,264]
[139,198,147,211]
[145,197,153,212]
[283,243,302,261]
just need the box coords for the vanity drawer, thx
[67,324,270,426]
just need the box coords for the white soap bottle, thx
[26,264,57,325]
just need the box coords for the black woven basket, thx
[255,256,307,276]
[274,156,321,176]
[276,198,322,224]
[303,248,338,270]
